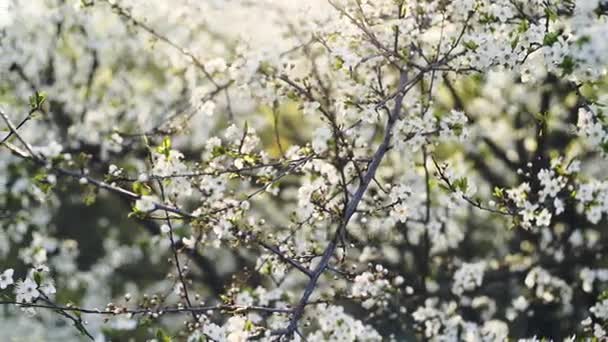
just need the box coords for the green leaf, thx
[156,136,172,157]
[453,177,468,192]
[517,20,530,33]
[451,123,464,136]
[559,56,575,75]
[544,7,558,22]
[243,154,258,165]
[132,181,152,196]
[156,329,173,342]
[543,32,560,46]
[211,145,226,158]
[532,111,549,124]
[577,35,591,47]
[83,185,98,206]
[28,91,46,110]
[76,152,92,169]
[33,171,54,194]
[493,186,504,198]
[333,56,345,70]
[244,320,254,331]
[511,35,520,49]
[463,40,478,51]
[438,183,451,193]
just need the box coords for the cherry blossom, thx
[1,0,608,340]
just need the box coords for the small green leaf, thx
[244,320,254,331]
[451,123,464,136]
[493,186,504,198]
[577,35,591,47]
[28,91,46,110]
[438,183,451,193]
[333,56,344,70]
[544,7,558,22]
[559,56,575,75]
[243,154,258,165]
[453,177,468,192]
[463,40,478,51]
[517,20,530,33]
[543,32,560,46]
[156,136,172,157]
[33,171,54,194]
[511,35,520,49]
[132,181,152,196]
[83,185,98,206]
[211,145,226,158]
[532,111,549,124]
[156,329,172,342]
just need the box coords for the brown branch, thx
[273,71,411,338]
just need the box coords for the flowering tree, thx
[2,0,608,340]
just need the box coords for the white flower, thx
[452,261,486,295]
[15,278,40,303]
[234,291,254,306]
[351,271,389,301]
[390,202,409,223]
[0,268,14,289]
[481,320,509,341]
[302,101,320,116]
[389,184,412,202]
[174,283,185,296]
[553,198,564,215]
[591,299,608,320]
[594,323,606,338]
[535,208,552,227]
[520,202,538,227]
[224,124,241,142]
[577,183,595,203]
[513,296,529,311]
[0,0,14,29]
[108,164,119,176]
[32,140,63,159]
[47,174,57,185]
[199,175,226,199]
[201,100,216,117]
[205,58,227,74]
[225,316,249,342]
[182,236,196,249]
[153,150,186,177]
[135,196,156,212]
[361,106,380,123]
[160,224,171,234]
[582,317,592,326]
[312,126,332,154]
[586,205,602,224]
[190,86,207,107]
[138,173,149,182]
